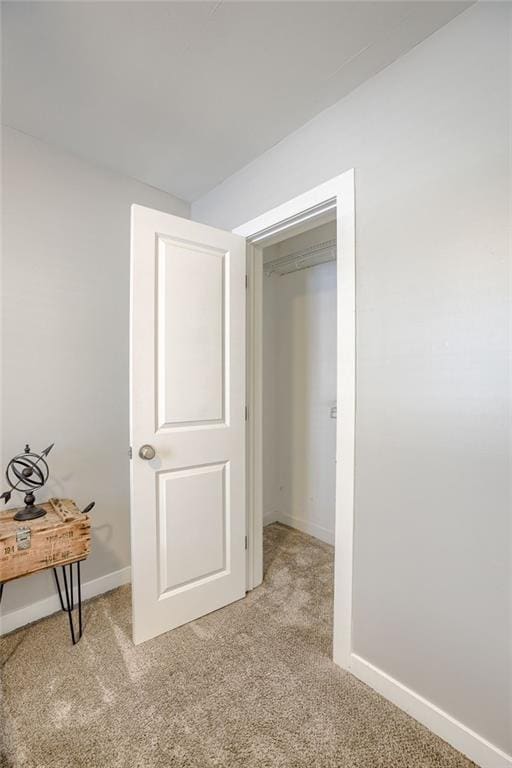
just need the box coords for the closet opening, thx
[235,171,355,667]
[261,215,337,550]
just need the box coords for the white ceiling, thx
[2,1,471,202]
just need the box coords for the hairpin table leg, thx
[53,568,65,611]
[77,561,83,638]
[53,561,83,645]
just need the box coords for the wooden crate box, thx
[0,498,91,583]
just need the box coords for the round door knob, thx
[138,444,156,461]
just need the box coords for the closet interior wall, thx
[262,220,337,545]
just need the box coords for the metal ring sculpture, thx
[1,443,54,521]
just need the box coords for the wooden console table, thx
[0,498,92,644]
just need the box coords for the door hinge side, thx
[245,535,248,550]
[245,405,248,421]
[128,446,132,459]
[245,274,248,290]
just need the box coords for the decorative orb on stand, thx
[1,443,54,521]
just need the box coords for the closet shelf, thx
[264,238,336,276]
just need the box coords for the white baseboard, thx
[349,653,512,768]
[0,565,131,636]
[263,510,280,526]
[276,512,335,546]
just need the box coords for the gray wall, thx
[193,4,511,754]
[1,127,189,615]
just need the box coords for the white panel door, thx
[130,204,246,645]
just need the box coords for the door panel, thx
[157,236,226,428]
[157,462,228,595]
[130,205,246,645]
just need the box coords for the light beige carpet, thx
[1,523,476,768]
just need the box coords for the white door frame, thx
[233,170,355,669]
